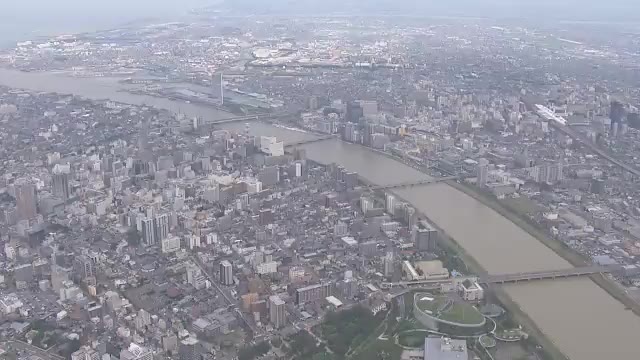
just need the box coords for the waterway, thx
[0,69,231,120]
[0,68,639,359]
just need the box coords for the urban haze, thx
[0,2,639,360]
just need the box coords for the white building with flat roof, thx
[260,136,284,156]
[424,337,468,360]
[0,293,23,314]
[256,261,278,275]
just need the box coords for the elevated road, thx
[0,340,64,360]
[535,104,640,177]
[551,122,640,177]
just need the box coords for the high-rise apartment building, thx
[220,260,233,285]
[52,172,71,201]
[15,182,37,221]
[477,164,488,187]
[141,218,155,246]
[179,337,200,360]
[269,295,286,328]
[414,226,438,252]
[296,282,333,304]
[383,251,394,278]
[385,193,396,215]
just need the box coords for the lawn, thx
[397,330,429,348]
[351,339,403,360]
[414,293,485,325]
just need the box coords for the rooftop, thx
[424,337,468,360]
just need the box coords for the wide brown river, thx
[1,69,639,359]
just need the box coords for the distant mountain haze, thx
[0,0,212,46]
[223,0,639,21]
[1,0,637,47]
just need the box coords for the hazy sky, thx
[1,0,637,46]
[0,0,212,45]
[225,0,639,21]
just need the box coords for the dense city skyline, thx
[1,3,640,360]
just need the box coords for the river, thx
[0,69,231,120]
[0,68,639,359]
[253,136,640,359]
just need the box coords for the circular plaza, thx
[413,292,487,336]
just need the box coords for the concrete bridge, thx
[480,264,623,284]
[383,265,623,288]
[164,112,294,130]
[206,112,293,125]
[370,176,462,191]
[285,135,336,147]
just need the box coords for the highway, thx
[0,340,64,360]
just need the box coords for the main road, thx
[1,68,639,359]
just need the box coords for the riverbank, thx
[447,180,640,318]
[387,189,566,360]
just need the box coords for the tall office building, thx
[213,73,224,106]
[361,197,373,214]
[220,260,233,285]
[404,205,417,230]
[52,170,71,201]
[141,214,170,246]
[154,214,170,243]
[15,182,37,221]
[610,101,625,131]
[269,295,286,329]
[179,337,200,360]
[535,163,564,184]
[141,218,156,246]
[73,255,94,283]
[414,226,438,252]
[476,164,488,187]
[346,102,364,123]
[383,251,394,278]
[385,193,396,215]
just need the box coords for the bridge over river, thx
[385,264,623,288]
